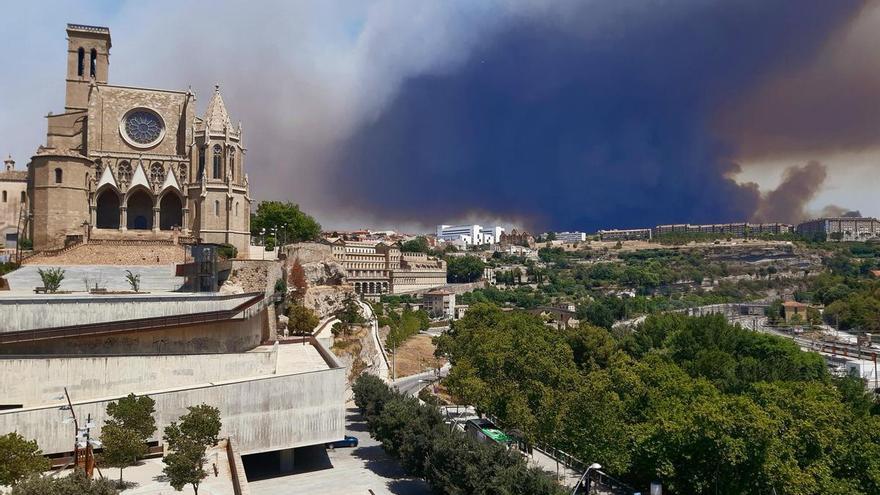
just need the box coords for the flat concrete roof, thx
[265,343,331,375]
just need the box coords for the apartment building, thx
[796,217,880,241]
[598,228,652,241]
[555,231,587,243]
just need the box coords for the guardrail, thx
[0,292,265,345]
[226,437,250,495]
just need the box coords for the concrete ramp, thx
[3,264,183,293]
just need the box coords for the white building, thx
[436,224,504,246]
[480,226,505,244]
[555,231,586,243]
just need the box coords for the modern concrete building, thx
[436,224,504,246]
[796,216,880,241]
[0,156,28,249]
[27,24,251,255]
[0,290,345,469]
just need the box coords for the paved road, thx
[357,300,390,381]
[393,364,450,397]
[247,408,429,495]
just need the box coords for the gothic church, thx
[28,24,251,254]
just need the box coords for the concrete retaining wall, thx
[0,308,266,355]
[0,365,346,456]
[0,293,256,332]
[0,351,278,407]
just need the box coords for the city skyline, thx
[1,1,879,231]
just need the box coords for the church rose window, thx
[121,109,165,147]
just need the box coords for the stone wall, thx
[223,260,283,295]
[23,243,185,265]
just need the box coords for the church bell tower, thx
[65,24,111,112]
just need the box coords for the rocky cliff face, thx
[285,242,347,286]
[302,285,354,319]
[284,242,354,319]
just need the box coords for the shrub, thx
[216,243,237,260]
[37,267,65,293]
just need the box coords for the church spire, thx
[204,84,232,131]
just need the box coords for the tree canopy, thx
[436,304,880,494]
[250,201,321,244]
[0,433,51,487]
[446,255,485,283]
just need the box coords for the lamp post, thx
[571,463,602,495]
[260,228,266,260]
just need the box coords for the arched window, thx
[117,161,132,184]
[197,147,205,179]
[229,151,234,180]
[149,163,165,184]
[2,191,6,202]
[90,49,97,78]
[20,191,25,203]
[212,144,222,179]
[235,202,239,217]
[54,168,63,184]
[77,48,85,77]
[214,200,220,216]
[178,163,187,183]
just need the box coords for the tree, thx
[287,304,319,335]
[0,433,51,487]
[446,255,485,283]
[400,236,430,253]
[165,405,222,450]
[37,267,64,293]
[162,442,207,495]
[11,469,118,495]
[101,424,146,485]
[163,404,222,495]
[288,259,308,298]
[106,394,156,442]
[335,293,365,336]
[124,270,140,292]
[250,201,321,244]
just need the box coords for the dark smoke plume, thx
[327,1,861,230]
[752,161,827,223]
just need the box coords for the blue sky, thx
[2,1,879,231]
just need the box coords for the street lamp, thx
[571,463,602,495]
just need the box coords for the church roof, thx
[204,85,232,132]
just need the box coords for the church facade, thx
[28,24,251,254]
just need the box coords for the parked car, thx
[326,435,359,449]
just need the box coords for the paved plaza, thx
[246,408,429,495]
